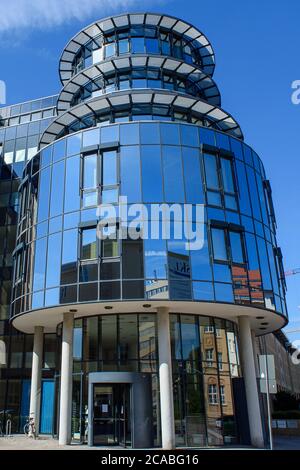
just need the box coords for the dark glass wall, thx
[170,314,240,446]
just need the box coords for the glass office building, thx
[1,13,288,447]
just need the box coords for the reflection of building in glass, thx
[0,12,298,449]
[232,266,264,306]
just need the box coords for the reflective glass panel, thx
[211,228,227,261]
[37,167,51,222]
[65,155,80,213]
[182,147,204,204]
[203,153,219,190]
[83,154,97,189]
[61,229,78,284]
[50,161,64,218]
[141,145,163,202]
[46,232,62,288]
[33,238,47,291]
[229,231,244,264]
[120,146,141,202]
[220,158,234,193]
[81,228,97,260]
[162,146,184,202]
[102,150,117,186]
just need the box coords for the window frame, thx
[209,221,247,267]
[80,144,120,209]
[208,383,218,405]
[202,148,239,212]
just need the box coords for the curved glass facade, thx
[12,122,286,320]
[71,26,207,77]
[53,99,238,141]
[69,67,215,106]
[7,11,289,448]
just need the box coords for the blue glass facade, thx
[0,12,290,447]
[12,122,287,320]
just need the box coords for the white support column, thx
[238,316,264,448]
[59,312,74,445]
[29,326,44,434]
[157,307,175,450]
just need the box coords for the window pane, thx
[65,155,80,213]
[101,125,119,143]
[83,154,97,189]
[235,161,251,216]
[102,188,118,204]
[224,195,237,211]
[204,153,219,190]
[120,124,139,145]
[82,191,97,208]
[211,228,227,261]
[119,314,138,361]
[207,191,222,206]
[101,315,117,362]
[144,238,167,279]
[103,238,119,258]
[61,229,78,284]
[120,146,141,202]
[214,283,234,302]
[162,146,184,202]
[141,145,163,202]
[67,134,81,156]
[182,147,204,204]
[246,166,261,221]
[83,317,98,361]
[101,261,120,280]
[140,123,160,144]
[82,129,99,148]
[50,161,65,218]
[229,231,244,263]
[145,38,159,53]
[180,315,200,361]
[190,226,212,280]
[81,228,97,260]
[119,39,129,54]
[37,167,51,222]
[52,139,65,162]
[106,42,116,57]
[131,37,145,53]
[220,158,234,193]
[161,124,180,145]
[122,239,143,278]
[102,150,117,186]
[181,125,198,147]
[257,237,272,290]
[33,238,47,291]
[46,232,62,288]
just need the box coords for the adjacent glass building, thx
[1,13,288,448]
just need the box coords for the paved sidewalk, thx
[1,434,299,450]
[0,435,92,450]
[274,436,300,450]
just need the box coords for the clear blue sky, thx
[1,0,299,341]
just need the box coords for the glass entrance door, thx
[93,384,131,446]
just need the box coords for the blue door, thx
[40,380,55,434]
[20,380,31,431]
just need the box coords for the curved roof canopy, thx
[59,12,215,85]
[40,89,242,147]
[57,55,221,113]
